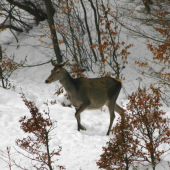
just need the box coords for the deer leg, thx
[106,100,116,136]
[115,103,125,121]
[75,108,85,131]
[115,103,124,116]
[75,102,90,131]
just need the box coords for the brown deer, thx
[45,60,124,135]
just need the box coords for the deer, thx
[45,60,124,135]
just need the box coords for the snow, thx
[0,21,170,170]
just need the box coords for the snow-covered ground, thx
[0,20,170,170]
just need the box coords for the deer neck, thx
[59,71,76,94]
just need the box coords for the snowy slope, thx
[0,20,170,170]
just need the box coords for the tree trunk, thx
[44,0,62,64]
[143,0,151,13]
[0,46,5,88]
[80,0,98,62]
[88,0,104,60]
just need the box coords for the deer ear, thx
[62,60,69,68]
[51,59,57,66]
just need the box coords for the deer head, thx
[45,60,69,84]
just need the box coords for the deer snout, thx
[45,80,51,84]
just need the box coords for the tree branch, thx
[0,24,23,32]
[6,0,47,22]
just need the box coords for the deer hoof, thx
[80,126,86,131]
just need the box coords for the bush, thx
[15,91,65,170]
[97,85,170,170]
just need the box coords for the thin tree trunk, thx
[0,46,5,88]
[45,132,53,170]
[66,1,78,64]
[44,0,62,63]
[80,0,98,62]
[143,0,151,13]
[88,0,104,60]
